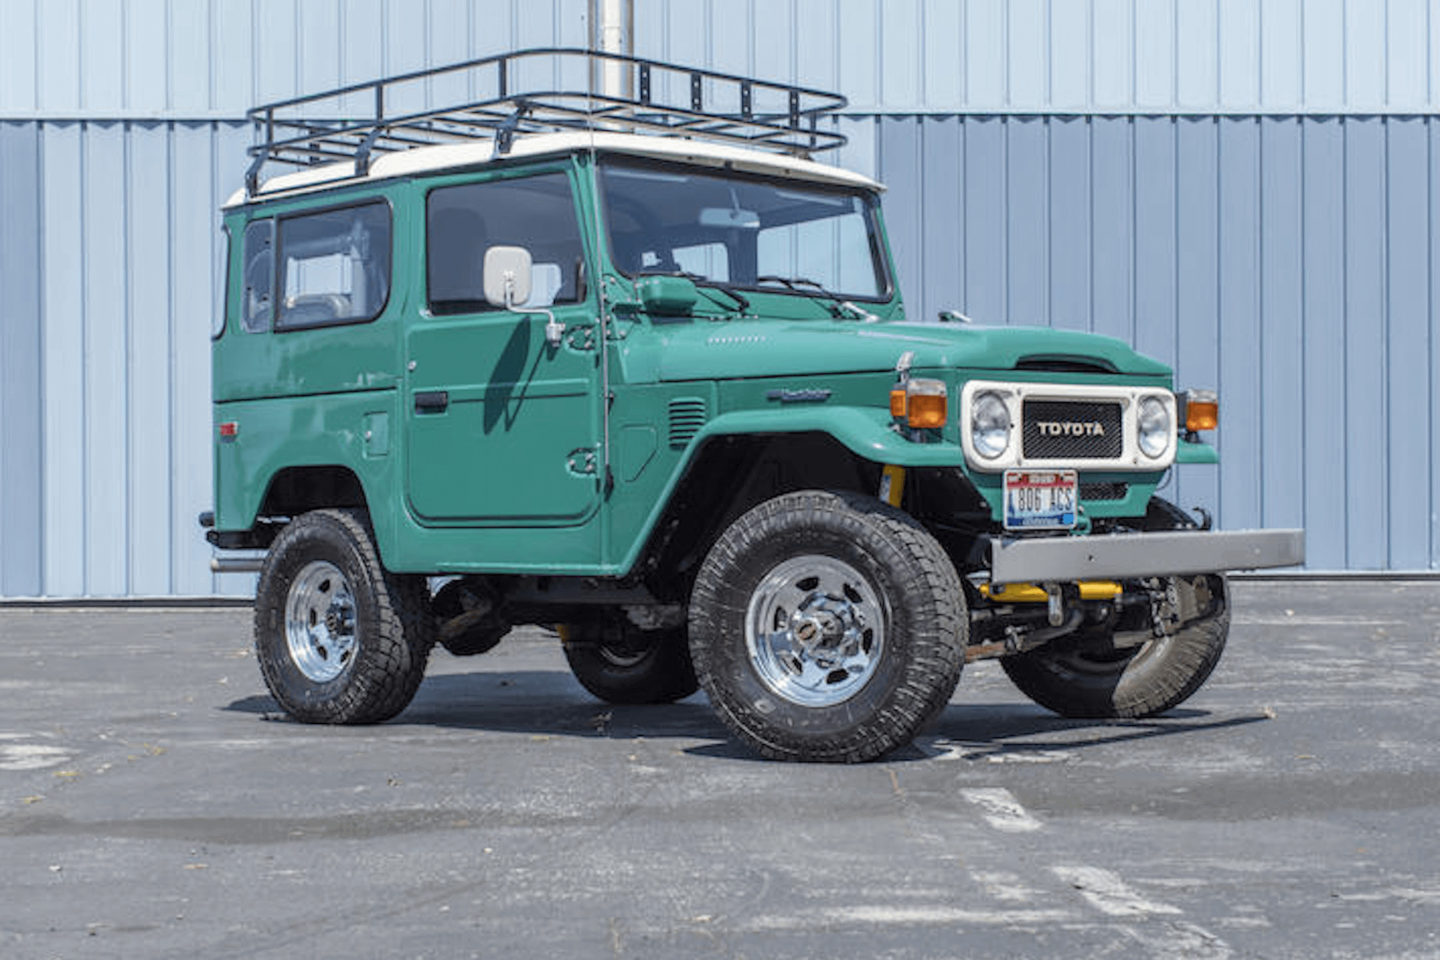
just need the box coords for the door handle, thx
[414,390,449,414]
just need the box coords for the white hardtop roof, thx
[223,131,883,209]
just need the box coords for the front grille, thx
[1080,482,1129,501]
[1022,400,1123,460]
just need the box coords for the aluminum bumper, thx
[988,529,1305,584]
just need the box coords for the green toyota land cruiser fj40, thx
[205,50,1304,761]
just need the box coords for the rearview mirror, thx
[698,207,760,229]
[483,245,533,308]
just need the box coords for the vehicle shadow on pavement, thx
[223,673,1269,760]
[224,669,733,742]
[914,704,1272,760]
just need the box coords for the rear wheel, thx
[561,620,698,704]
[254,509,434,724]
[688,490,965,762]
[1001,574,1229,719]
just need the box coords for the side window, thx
[276,201,392,331]
[213,224,231,339]
[427,172,586,315]
[241,220,274,333]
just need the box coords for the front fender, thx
[691,406,967,467]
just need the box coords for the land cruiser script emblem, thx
[1035,420,1106,437]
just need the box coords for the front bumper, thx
[988,529,1305,583]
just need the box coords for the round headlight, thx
[970,392,1011,460]
[1138,396,1172,458]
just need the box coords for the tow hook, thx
[1045,583,1064,627]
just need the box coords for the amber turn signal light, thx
[1184,389,1218,432]
[891,378,948,429]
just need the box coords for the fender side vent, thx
[668,397,708,448]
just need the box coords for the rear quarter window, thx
[275,200,392,331]
[241,219,274,333]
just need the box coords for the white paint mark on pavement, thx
[1122,919,1233,960]
[927,739,1071,764]
[743,906,1077,930]
[0,744,72,771]
[961,787,1044,832]
[1054,866,1184,917]
[972,871,1044,903]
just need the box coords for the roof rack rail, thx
[244,47,849,197]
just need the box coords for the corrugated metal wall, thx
[633,0,1440,115]
[4,0,1438,118]
[1,0,1437,596]
[865,114,1440,573]
[0,121,253,598]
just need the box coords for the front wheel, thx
[1001,574,1229,719]
[688,490,966,762]
[254,509,434,724]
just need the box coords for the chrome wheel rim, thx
[744,554,886,707]
[284,560,358,683]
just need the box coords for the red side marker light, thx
[218,422,238,439]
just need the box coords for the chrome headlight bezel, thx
[969,390,1012,460]
[1137,394,1172,459]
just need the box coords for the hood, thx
[640,319,1171,382]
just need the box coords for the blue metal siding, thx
[0,123,44,597]
[870,114,1440,571]
[632,0,1440,114]
[0,121,254,598]
[2,2,1440,596]
[1,1,1437,118]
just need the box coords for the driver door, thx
[404,167,601,526]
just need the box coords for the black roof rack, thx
[244,47,849,197]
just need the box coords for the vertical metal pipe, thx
[589,0,633,99]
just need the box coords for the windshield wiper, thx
[755,275,879,322]
[637,270,750,314]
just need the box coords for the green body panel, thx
[212,149,1216,576]
[213,389,399,536]
[642,319,1168,383]
[1176,440,1220,464]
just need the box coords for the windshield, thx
[598,159,890,302]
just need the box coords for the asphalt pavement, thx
[1,581,1438,960]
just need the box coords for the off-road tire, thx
[561,622,699,704]
[254,508,435,724]
[1001,573,1229,719]
[688,490,966,762]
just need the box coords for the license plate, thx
[1003,470,1078,531]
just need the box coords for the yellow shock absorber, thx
[980,581,1123,603]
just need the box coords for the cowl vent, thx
[1015,357,1117,375]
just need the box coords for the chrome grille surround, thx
[959,379,1178,472]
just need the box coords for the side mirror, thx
[483,245,533,308]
